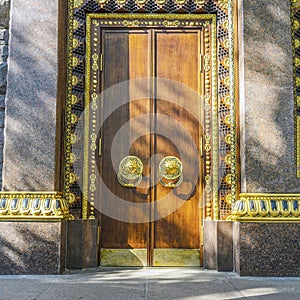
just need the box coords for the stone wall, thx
[2,0,59,190]
[0,0,10,188]
[0,221,67,274]
[233,222,300,276]
[241,0,300,192]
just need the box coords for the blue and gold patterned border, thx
[229,193,300,222]
[292,0,300,177]
[0,192,73,221]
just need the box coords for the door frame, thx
[95,26,206,266]
[64,2,240,223]
[82,14,218,225]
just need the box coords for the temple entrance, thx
[96,25,204,266]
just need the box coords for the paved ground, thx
[0,268,300,300]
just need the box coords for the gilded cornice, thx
[0,192,73,221]
[292,0,300,9]
[67,0,236,221]
[228,193,300,222]
[292,0,300,177]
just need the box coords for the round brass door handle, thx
[159,156,183,188]
[117,156,143,188]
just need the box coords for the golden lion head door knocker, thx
[159,156,183,188]
[117,155,183,189]
[117,156,143,188]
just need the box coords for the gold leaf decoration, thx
[292,0,300,9]
[156,0,167,5]
[217,0,228,9]
[74,0,84,9]
[95,0,108,4]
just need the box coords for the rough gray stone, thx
[0,0,10,28]
[3,0,58,190]
[0,109,5,127]
[0,45,8,60]
[0,28,8,43]
[242,0,299,192]
[0,62,7,92]
[0,95,5,107]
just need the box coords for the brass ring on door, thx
[117,156,143,188]
[159,156,183,188]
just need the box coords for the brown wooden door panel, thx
[99,28,203,265]
[100,30,151,249]
[154,31,202,249]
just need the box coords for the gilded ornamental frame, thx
[65,0,238,220]
[1,1,299,222]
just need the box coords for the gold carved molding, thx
[66,0,238,220]
[84,13,218,220]
[0,192,73,221]
[228,193,300,222]
[292,1,300,177]
[292,0,300,9]
[72,0,212,8]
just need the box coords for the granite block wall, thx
[66,219,98,269]
[0,0,10,188]
[234,222,300,276]
[2,0,59,190]
[0,221,67,274]
[203,221,233,272]
[241,0,300,192]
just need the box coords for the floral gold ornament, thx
[70,114,78,125]
[122,20,140,27]
[159,156,183,188]
[72,56,79,67]
[73,19,79,30]
[223,76,230,87]
[73,38,79,48]
[225,134,231,145]
[72,75,78,86]
[117,156,143,188]
[74,0,84,9]
[70,153,77,164]
[292,0,300,8]
[175,0,186,5]
[156,0,167,5]
[225,193,232,205]
[218,0,228,9]
[95,0,108,4]
[222,39,229,49]
[135,0,147,4]
[224,115,230,126]
[71,94,78,105]
[69,193,76,204]
[69,173,76,184]
[71,13,220,220]
[292,3,300,177]
[225,154,231,165]
[228,194,300,221]
[0,192,73,220]
[225,174,231,185]
[222,20,229,30]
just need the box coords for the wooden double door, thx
[98,27,204,266]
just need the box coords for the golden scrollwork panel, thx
[228,193,300,222]
[292,2,300,177]
[0,192,73,221]
[65,0,236,221]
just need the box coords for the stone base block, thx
[233,222,300,276]
[203,221,233,271]
[66,219,98,269]
[0,221,66,274]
